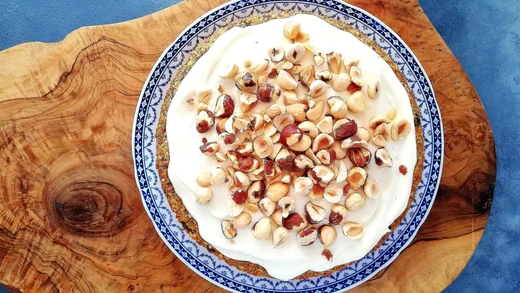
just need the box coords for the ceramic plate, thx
[132,0,443,291]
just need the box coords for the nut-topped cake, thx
[164,14,420,280]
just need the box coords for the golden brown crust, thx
[155,12,424,279]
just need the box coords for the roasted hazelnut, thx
[346,91,366,113]
[333,118,358,140]
[253,135,274,158]
[266,181,290,202]
[235,72,257,92]
[278,70,298,91]
[308,80,328,98]
[318,225,337,248]
[286,103,308,122]
[331,73,351,92]
[364,178,380,199]
[275,148,298,172]
[247,180,266,204]
[316,116,333,134]
[341,135,368,149]
[347,147,371,168]
[316,70,333,82]
[259,197,276,216]
[342,222,364,239]
[375,148,393,167]
[329,204,348,225]
[196,110,215,133]
[294,176,314,197]
[328,96,348,119]
[327,51,342,74]
[346,167,367,190]
[312,133,334,153]
[272,226,289,248]
[294,154,315,171]
[214,94,234,118]
[369,116,391,129]
[299,65,316,87]
[269,46,285,62]
[278,196,296,218]
[314,53,325,66]
[199,140,219,156]
[349,65,364,86]
[368,79,380,98]
[306,100,325,122]
[226,196,244,217]
[221,220,237,239]
[196,173,212,187]
[251,218,272,240]
[240,93,258,113]
[308,184,325,200]
[344,192,366,211]
[210,167,226,185]
[297,227,318,246]
[391,118,412,140]
[233,212,252,229]
[283,213,308,231]
[316,148,336,165]
[195,187,213,204]
[324,185,343,203]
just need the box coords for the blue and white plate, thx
[132,0,443,291]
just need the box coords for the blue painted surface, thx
[0,0,518,292]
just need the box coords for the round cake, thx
[164,14,420,280]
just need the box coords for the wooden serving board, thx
[0,0,496,292]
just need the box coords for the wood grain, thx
[0,0,495,292]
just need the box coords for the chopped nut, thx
[269,46,285,62]
[329,204,348,225]
[253,135,274,158]
[216,118,227,134]
[327,96,348,119]
[343,55,359,73]
[349,66,364,86]
[249,59,269,74]
[210,167,226,185]
[347,147,371,168]
[251,218,272,240]
[372,134,387,147]
[235,72,257,92]
[369,116,391,129]
[333,118,358,140]
[344,192,366,211]
[288,134,312,152]
[356,127,371,142]
[257,82,278,103]
[266,104,283,118]
[312,133,334,153]
[214,94,234,118]
[196,102,208,113]
[346,167,367,190]
[247,180,266,203]
[316,70,333,82]
[277,70,298,90]
[331,73,351,92]
[314,53,325,66]
[387,108,397,120]
[391,118,412,140]
[272,226,289,248]
[286,43,306,63]
[195,187,213,204]
[311,165,335,185]
[196,173,212,187]
[342,222,364,239]
[282,91,299,105]
[318,225,337,248]
[375,123,391,140]
[231,188,248,205]
[221,220,237,239]
[294,154,315,171]
[346,91,366,113]
[283,20,301,39]
[279,124,302,146]
[286,104,308,122]
[240,93,258,112]
[200,140,219,156]
[375,148,393,167]
[271,209,284,226]
[306,100,325,122]
[226,195,244,217]
[259,197,276,216]
[368,79,380,98]
[219,61,239,79]
[299,65,316,87]
[233,212,252,229]
[308,184,325,200]
[278,196,296,218]
[336,160,348,183]
[282,213,308,231]
[298,121,319,138]
[332,141,347,160]
[327,51,342,74]
[364,178,380,199]
[308,80,328,98]
[294,176,314,197]
[266,182,290,203]
[316,116,333,134]
[324,185,343,203]
[297,227,318,246]
[316,148,336,165]
[196,110,215,133]
[341,136,368,149]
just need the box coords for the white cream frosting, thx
[166,14,416,280]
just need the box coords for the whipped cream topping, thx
[166,14,416,280]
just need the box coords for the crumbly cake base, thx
[155,11,424,279]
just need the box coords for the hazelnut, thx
[214,94,234,118]
[240,93,258,113]
[305,149,322,165]
[221,220,237,239]
[343,55,359,73]
[347,167,367,190]
[263,123,278,137]
[235,72,257,92]
[399,165,408,175]
[281,174,292,184]
[234,172,250,188]
[282,213,308,231]
[199,140,219,156]
[312,133,334,153]
[272,226,289,248]
[297,227,318,246]
[341,135,368,149]
[308,184,325,200]
[293,31,309,43]
[306,101,325,122]
[375,148,393,167]
[257,82,278,103]
[332,141,347,160]
[311,165,335,184]
[215,152,227,162]
[286,104,308,122]
[305,201,326,224]
[372,134,388,147]
[271,133,281,145]
[346,91,366,113]
[226,196,244,217]
[251,218,272,240]
[263,158,277,178]
[308,80,328,98]
[266,182,290,202]
[318,225,337,248]
[316,116,333,134]
[369,116,391,129]
[253,135,274,158]
[294,154,315,171]
[333,157,346,179]
[278,196,296,218]
[219,61,239,79]
[269,46,285,62]
[387,108,397,120]
[224,114,235,133]
[219,132,240,148]
[196,110,215,133]
[288,134,312,152]
[286,43,306,63]
[274,60,294,71]
[349,66,364,86]
[266,104,283,119]
[283,20,301,39]
[375,123,391,140]
[368,79,380,98]
[327,51,342,74]
[232,114,251,133]
[299,65,316,87]
[327,96,348,119]
[233,212,252,229]
[299,94,316,108]
[231,188,248,205]
[282,91,299,105]
[391,118,412,140]
[291,64,303,75]
[324,185,343,203]
[316,70,333,82]
[196,173,212,187]
[275,148,298,172]
[274,113,296,132]
[245,203,259,213]
[329,204,348,225]
[195,187,213,204]
[271,209,284,226]
[247,180,266,203]
[298,121,319,138]
[330,164,339,181]
[277,70,298,90]
[345,192,366,211]
[196,102,208,112]
[294,176,314,197]
[268,143,283,161]
[364,178,380,199]
[216,118,227,134]
[331,73,351,92]
[249,59,269,74]
[342,222,364,239]
[357,127,371,142]
[316,148,336,165]
[333,118,358,140]
[314,53,325,66]
[259,197,276,217]
[347,147,371,168]
[210,167,226,185]
[236,141,253,155]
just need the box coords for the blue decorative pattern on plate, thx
[132,0,443,292]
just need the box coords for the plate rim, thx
[131,0,444,292]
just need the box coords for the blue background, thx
[0,0,518,292]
